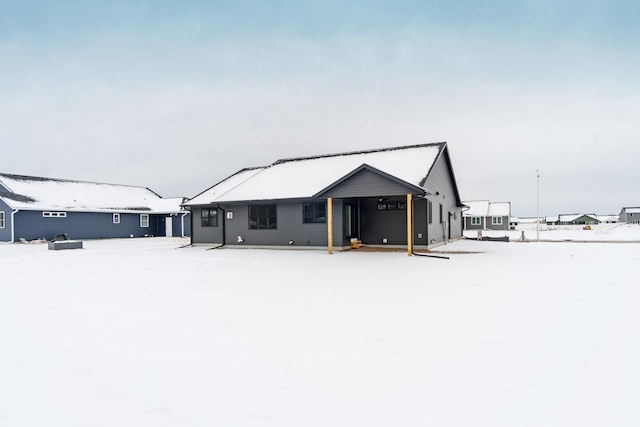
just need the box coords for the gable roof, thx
[186,142,451,205]
[620,207,640,214]
[462,200,490,217]
[0,173,185,213]
[462,200,510,217]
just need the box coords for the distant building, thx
[0,173,190,242]
[619,207,640,224]
[596,215,619,224]
[547,214,600,226]
[462,200,511,231]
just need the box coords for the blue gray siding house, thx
[0,173,191,242]
[462,200,511,231]
[185,142,465,253]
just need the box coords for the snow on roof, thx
[558,214,597,222]
[462,200,489,217]
[0,173,185,213]
[622,207,640,213]
[488,202,510,217]
[596,215,619,222]
[186,143,444,205]
[184,167,266,206]
[462,201,509,217]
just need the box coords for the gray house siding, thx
[488,216,509,230]
[464,217,484,230]
[0,198,11,242]
[423,153,463,243]
[190,207,224,244]
[11,210,163,241]
[191,200,343,247]
[222,200,342,247]
[619,209,640,223]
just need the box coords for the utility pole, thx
[536,169,540,242]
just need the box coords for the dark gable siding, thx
[321,169,415,198]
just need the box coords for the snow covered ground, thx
[465,222,640,242]
[1,236,639,426]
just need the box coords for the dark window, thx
[439,204,443,223]
[377,201,407,211]
[428,200,433,224]
[303,202,326,224]
[201,208,218,227]
[249,204,277,229]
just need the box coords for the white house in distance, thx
[462,200,511,231]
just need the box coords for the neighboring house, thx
[184,142,465,253]
[462,200,511,231]
[547,214,600,226]
[596,214,619,224]
[619,207,640,224]
[0,173,191,242]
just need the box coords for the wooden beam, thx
[327,197,333,254]
[407,194,413,256]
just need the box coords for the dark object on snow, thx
[52,233,69,241]
[48,240,83,250]
[480,236,510,242]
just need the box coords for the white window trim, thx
[140,214,149,228]
[113,213,120,224]
[492,216,503,225]
[43,211,67,218]
[0,211,4,228]
[471,217,481,225]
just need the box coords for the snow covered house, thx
[619,207,640,224]
[547,214,600,226]
[0,173,191,242]
[184,142,465,253]
[462,200,511,231]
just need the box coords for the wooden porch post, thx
[407,194,413,256]
[327,197,333,254]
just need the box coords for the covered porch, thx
[314,164,430,256]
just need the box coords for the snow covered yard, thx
[1,237,639,426]
[465,222,640,242]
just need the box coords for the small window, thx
[0,211,4,228]
[140,214,149,228]
[492,217,503,225]
[303,202,326,224]
[201,208,218,227]
[43,211,67,218]
[439,204,443,223]
[249,204,277,230]
[471,217,481,225]
[428,200,432,224]
[377,201,407,211]
[113,213,120,224]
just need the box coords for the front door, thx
[344,203,359,241]
[165,217,173,237]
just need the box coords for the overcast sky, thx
[1,1,638,216]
